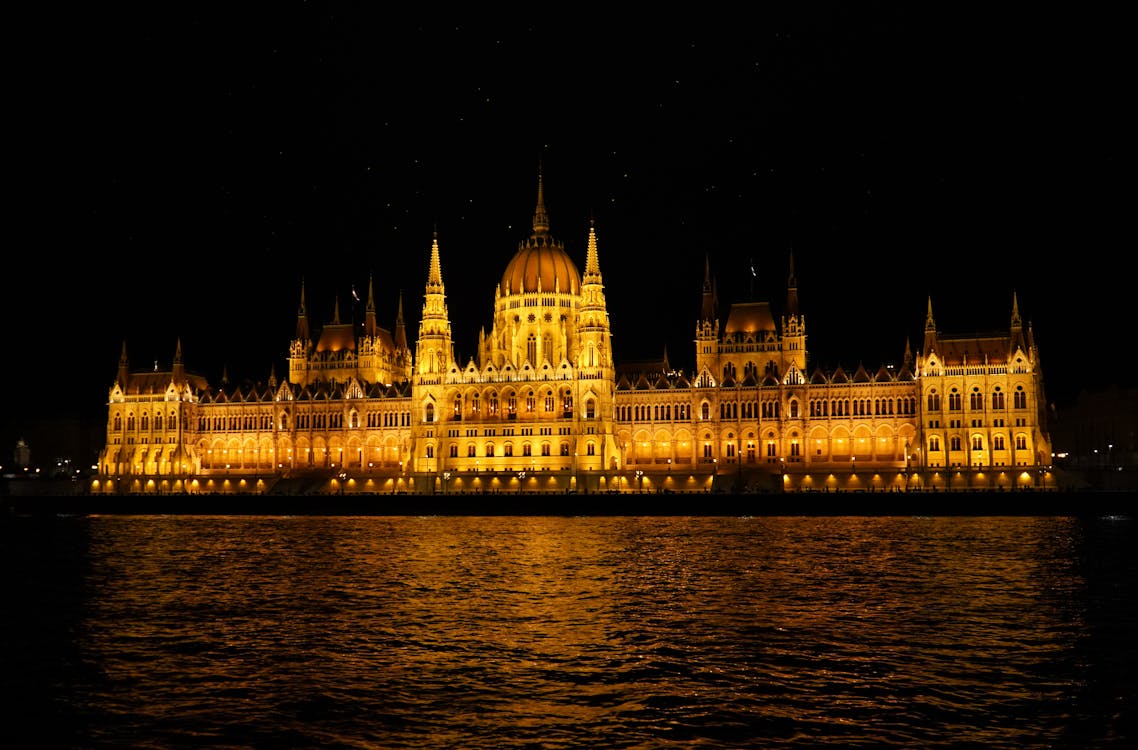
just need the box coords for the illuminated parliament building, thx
[93,176,1054,496]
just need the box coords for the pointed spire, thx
[578,215,605,305]
[923,296,938,356]
[1010,290,1027,356]
[532,165,549,234]
[394,289,408,351]
[172,338,185,383]
[584,216,601,279]
[427,230,444,290]
[295,279,310,341]
[365,273,377,338]
[331,295,341,325]
[700,253,717,323]
[117,340,130,387]
[785,250,799,318]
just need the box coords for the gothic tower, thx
[778,251,807,381]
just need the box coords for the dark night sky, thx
[3,5,1129,444]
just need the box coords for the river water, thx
[3,513,1135,748]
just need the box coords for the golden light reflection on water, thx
[16,514,1130,748]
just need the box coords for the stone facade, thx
[93,176,1054,495]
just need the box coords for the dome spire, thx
[532,164,549,234]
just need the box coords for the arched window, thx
[586,398,596,419]
[425,403,435,422]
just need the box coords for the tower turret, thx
[415,232,455,375]
[695,254,721,383]
[780,251,806,375]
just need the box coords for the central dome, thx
[499,174,581,297]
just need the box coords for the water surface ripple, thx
[4,514,1135,748]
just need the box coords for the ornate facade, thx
[93,176,1055,495]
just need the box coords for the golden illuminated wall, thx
[94,188,1053,495]
[409,208,619,481]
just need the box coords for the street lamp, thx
[635,469,644,492]
[443,470,451,495]
[517,469,526,494]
